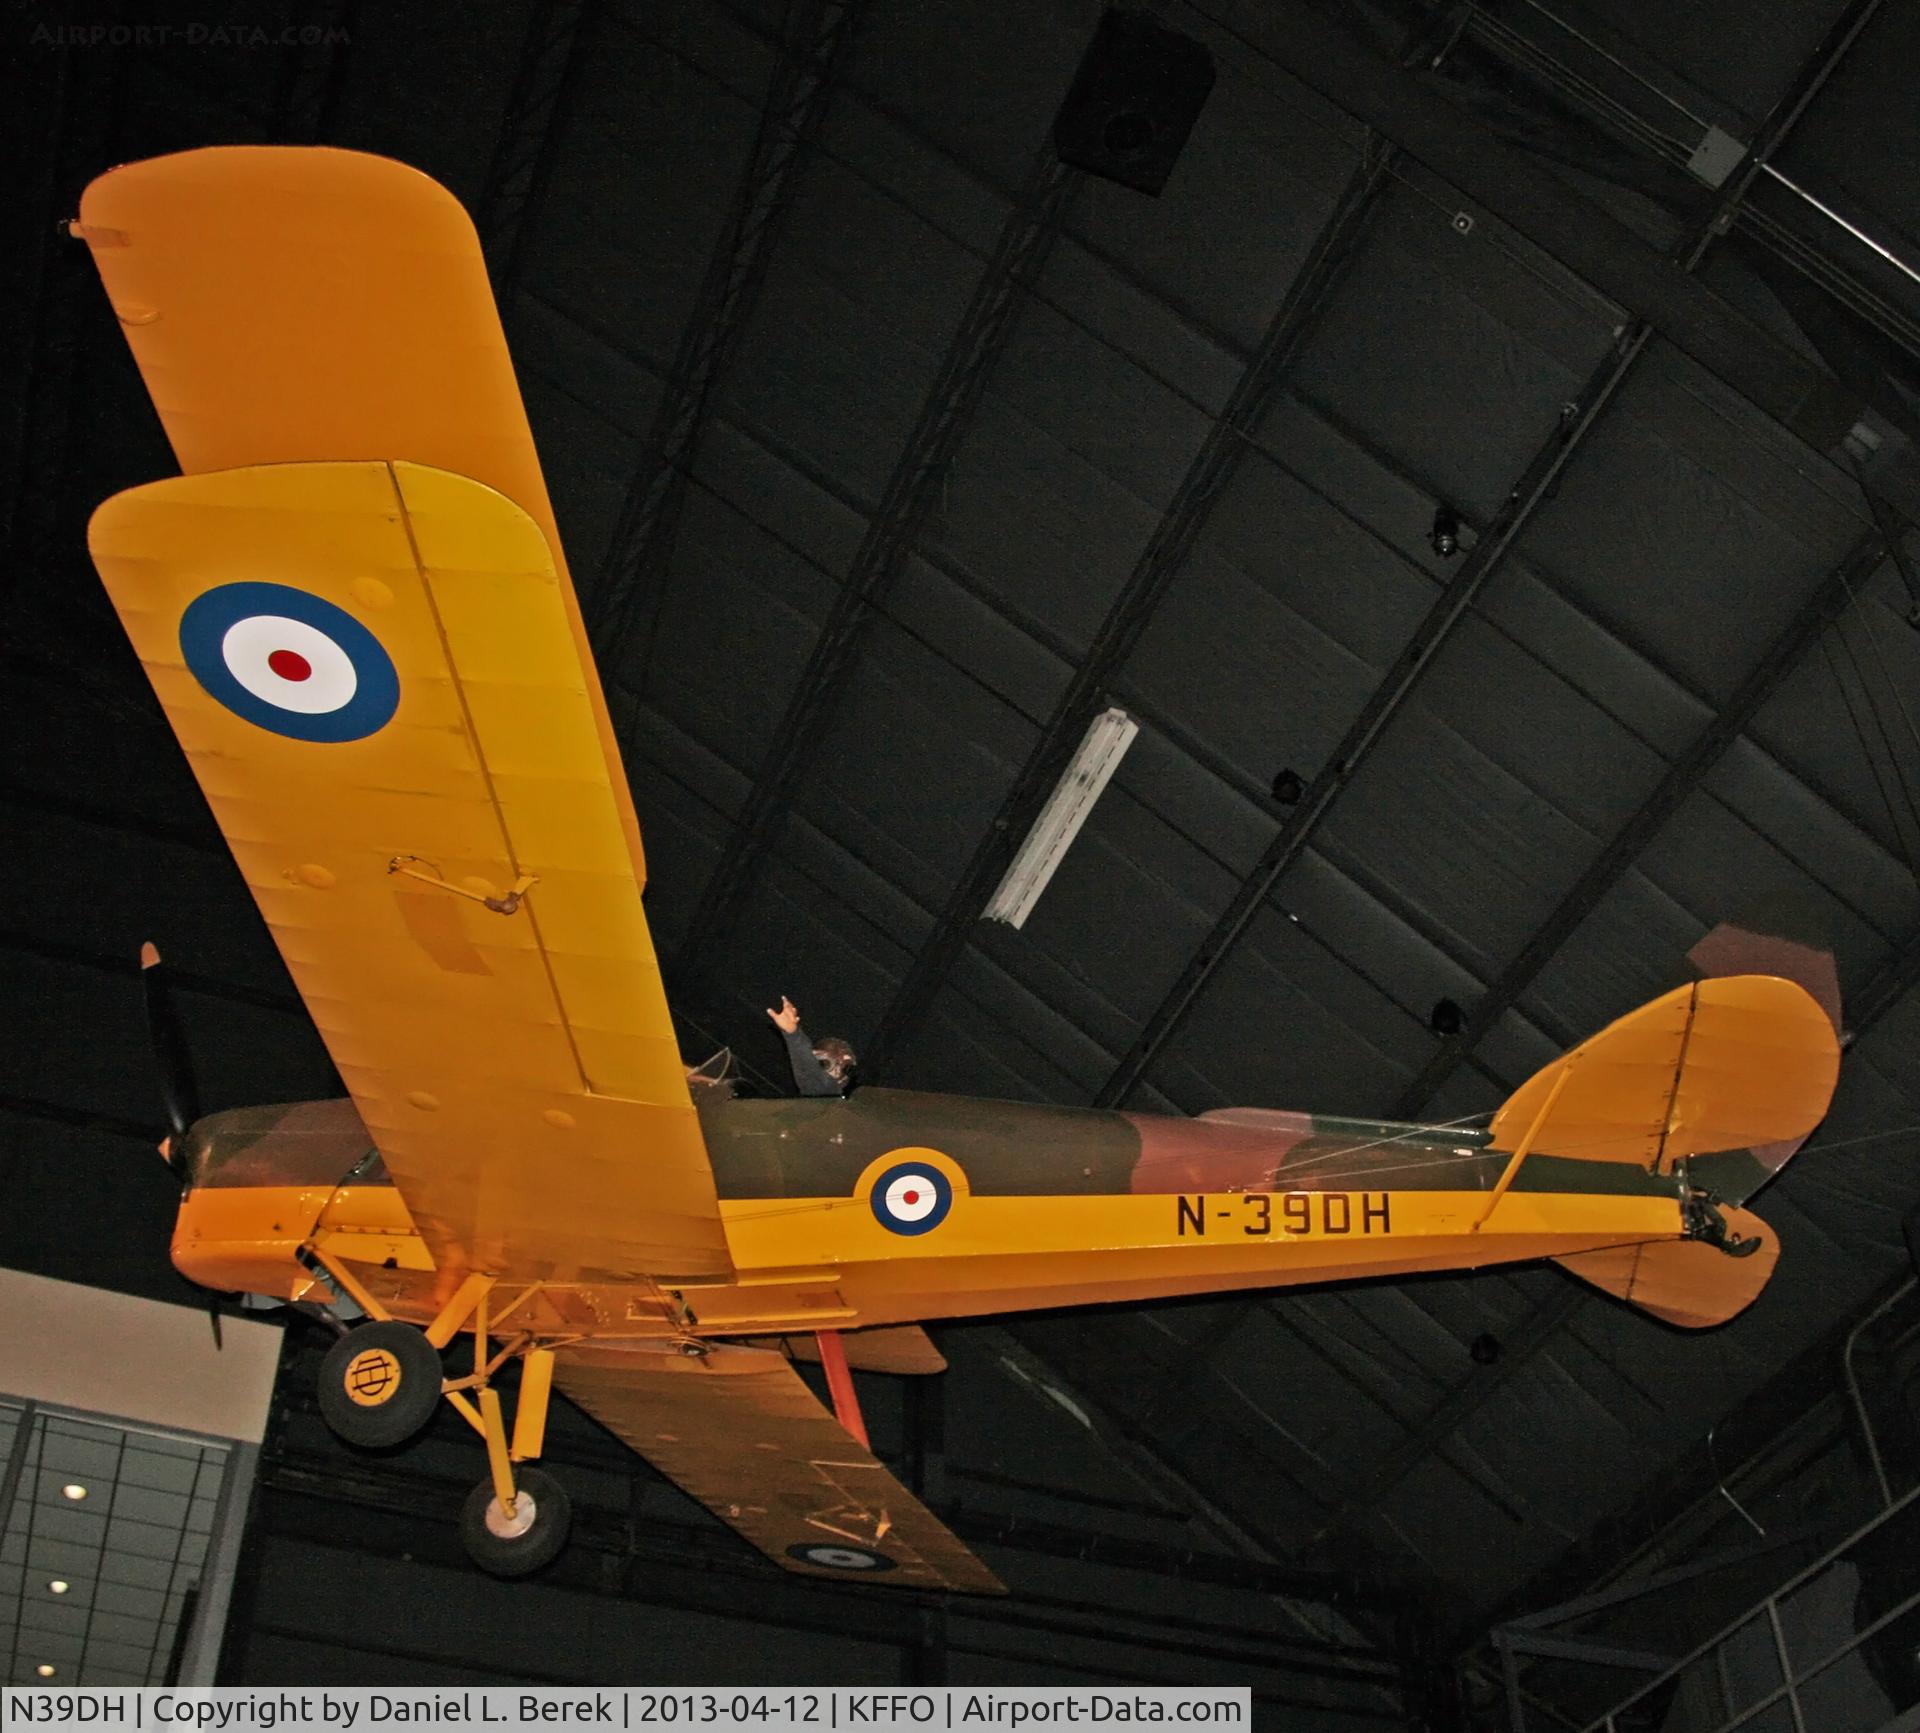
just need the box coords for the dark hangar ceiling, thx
[4,0,1920,1700]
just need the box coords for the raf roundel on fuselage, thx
[870,1159,955,1236]
[178,580,399,743]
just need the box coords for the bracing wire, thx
[1837,566,1920,783]
[1820,634,1920,883]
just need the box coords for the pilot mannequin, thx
[766,996,855,1098]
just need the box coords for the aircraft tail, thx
[1491,926,1841,1326]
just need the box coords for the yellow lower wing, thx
[557,1343,1004,1594]
[88,459,730,1285]
[1491,975,1840,1168]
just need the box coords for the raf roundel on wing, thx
[178,581,400,742]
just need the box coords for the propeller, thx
[138,942,229,1348]
[139,941,200,1182]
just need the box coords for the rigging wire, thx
[1820,631,1920,885]
[1838,566,1920,770]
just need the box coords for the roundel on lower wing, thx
[786,1543,895,1574]
[870,1160,955,1237]
[178,581,399,742]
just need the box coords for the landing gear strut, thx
[303,1241,574,1575]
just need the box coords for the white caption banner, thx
[0,1690,1250,1732]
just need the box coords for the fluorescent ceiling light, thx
[984,707,1139,930]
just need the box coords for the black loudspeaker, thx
[1052,10,1216,196]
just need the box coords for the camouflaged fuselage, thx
[173,1087,1690,1337]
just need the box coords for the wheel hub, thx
[484,1491,538,1541]
[343,1347,402,1406]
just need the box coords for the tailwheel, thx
[460,1466,570,1577]
[317,1320,443,1447]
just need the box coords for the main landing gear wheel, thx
[317,1321,442,1447]
[460,1466,570,1577]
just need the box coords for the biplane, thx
[76,148,1843,1591]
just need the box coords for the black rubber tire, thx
[316,1321,443,1448]
[460,1467,571,1577]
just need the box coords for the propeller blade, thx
[139,942,201,1160]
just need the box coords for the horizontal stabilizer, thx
[1491,976,1839,1170]
[1555,1208,1779,1328]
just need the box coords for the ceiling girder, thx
[0,781,224,857]
[7,38,115,601]
[862,137,1399,1075]
[267,0,353,144]
[675,148,1079,984]
[591,0,862,679]
[1093,323,1651,1108]
[1391,526,1889,1117]
[1307,1286,1588,1551]
[478,0,594,285]
[1853,922,1920,1033]
[1221,0,1861,454]
[0,1092,154,1143]
[1217,0,1913,1571]
[1094,0,1885,1111]
[0,928,305,1017]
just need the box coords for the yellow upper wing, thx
[1491,975,1840,1168]
[75,144,650,888]
[557,1343,1004,1594]
[89,459,730,1285]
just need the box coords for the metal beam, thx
[985,1327,1299,1573]
[0,929,306,1017]
[7,30,118,608]
[1391,527,1887,1117]
[861,136,1398,1075]
[1307,1284,1587,1550]
[268,0,353,144]
[591,0,862,677]
[674,147,1079,982]
[0,781,225,857]
[1852,920,1920,1034]
[1495,1630,1670,1671]
[0,1093,155,1142]
[1458,0,1917,373]
[1215,0,1859,453]
[1094,325,1649,1107]
[478,0,593,285]
[1281,0,1911,1565]
[1094,0,1880,1110]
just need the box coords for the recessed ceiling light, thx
[36,1665,56,1678]
[48,1580,70,1595]
[61,1483,88,1500]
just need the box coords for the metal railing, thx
[1582,1485,1920,1732]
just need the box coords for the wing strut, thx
[815,1329,870,1448]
